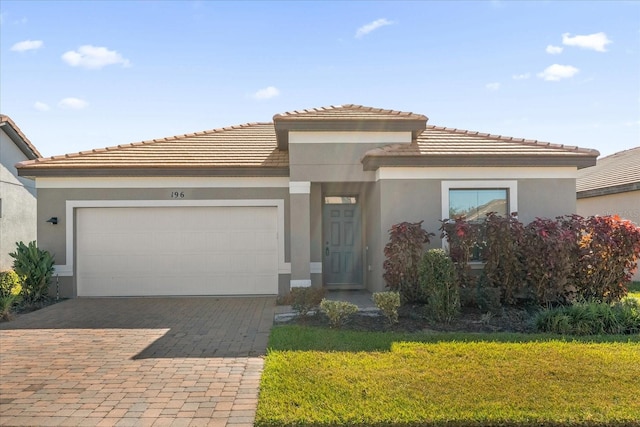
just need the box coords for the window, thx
[442,181,517,221]
[324,196,357,205]
[449,188,508,221]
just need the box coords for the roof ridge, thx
[273,104,427,120]
[596,145,640,160]
[25,121,274,165]
[423,124,599,155]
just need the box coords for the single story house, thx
[1,115,41,270]
[16,104,599,298]
[577,146,640,280]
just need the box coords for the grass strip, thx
[257,327,640,426]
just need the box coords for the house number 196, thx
[171,191,185,199]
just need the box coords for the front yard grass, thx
[256,326,640,426]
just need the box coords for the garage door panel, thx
[77,206,278,296]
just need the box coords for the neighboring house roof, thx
[576,146,640,198]
[0,114,42,159]
[16,104,599,178]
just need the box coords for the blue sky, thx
[1,1,638,158]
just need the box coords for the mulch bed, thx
[280,305,537,333]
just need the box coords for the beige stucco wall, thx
[0,130,37,270]
[577,190,640,280]
[35,186,291,297]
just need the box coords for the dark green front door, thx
[322,198,362,287]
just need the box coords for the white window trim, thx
[441,180,518,250]
[54,199,290,276]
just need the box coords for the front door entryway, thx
[322,196,363,288]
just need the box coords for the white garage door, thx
[76,206,279,296]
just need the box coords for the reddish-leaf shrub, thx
[383,221,434,303]
[439,218,483,289]
[482,212,525,304]
[522,217,577,305]
[570,215,640,302]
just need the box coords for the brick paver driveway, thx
[0,297,275,427]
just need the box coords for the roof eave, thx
[362,154,598,171]
[17,166,291,179]
[274,119,426,151]
[577,182,640,199]
[0,121,42,159]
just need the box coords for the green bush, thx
[535,300,640,335]
[319,299,358,328]
[418,249,460,322]
[372,291,400,325]
[0,270,22,297]
[0,294,21,321]
[9,241,55,304]
[283,287,325,318]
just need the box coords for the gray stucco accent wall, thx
[517,178,576,224]
[36,186,290,298]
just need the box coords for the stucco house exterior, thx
[577,146,640,280]
[16,105,599,298]
[1,115,41,270]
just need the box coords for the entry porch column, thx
[289,181,311,288]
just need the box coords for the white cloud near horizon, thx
[562,32,611,52]
[537,64,579,81]
[253,86,280,100]
[512,73,531,80]
[62,45,130,69]
[485,82,501,91]
[546,45,563,54]
[355,18,394,38]
[34,101,50,111]
[11,39,43,52]
[58,97,88,110]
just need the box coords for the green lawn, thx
[628,281,640,300]
[256,326,640,426]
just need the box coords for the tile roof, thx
[17,122,288,174]
[273,104,428,121]
[363,125,599,167]
[576,146,640,195]
[0,114,42,159]
[16,105,600,176]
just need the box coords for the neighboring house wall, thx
[0,130,37,270]
[577,191,640,281]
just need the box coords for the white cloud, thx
[485,82,501,91]
[355,18,394,38]
[11,40,43,52]
[546,45,563,55]
[562,32,611,52]
[512,73,531,80]
[62,45,130,69]
[34,101,50,112]
[537,64,580,81]
[58,97,88,110]
[253,86,280,100]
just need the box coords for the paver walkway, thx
[0,297,275,427]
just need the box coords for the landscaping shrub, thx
[535,299,640,335]
[283,286,325,318]
[372,291,400,325]
[383,221,434,303]
[0,270,23,321]
[569,215,640,303]
[9,241,55,305]
[522,217,577,305]
[439,217,483,289]
[482,212,525,304]
[319,299,358,328]
[0,270,22,297]
[418,249,460,322]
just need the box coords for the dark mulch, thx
[281,305,537,333]
[1,297,66,322]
